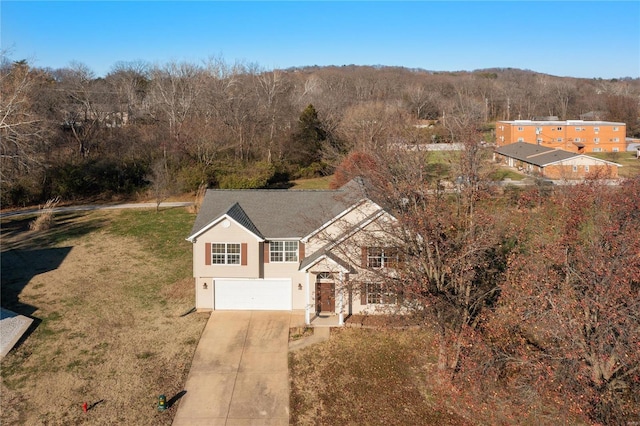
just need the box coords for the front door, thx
[316,281,335,313]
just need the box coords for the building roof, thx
[495,142,622,167]
[497,119,625,126]
[188,178,370,240]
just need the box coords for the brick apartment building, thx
[495,120,626,154]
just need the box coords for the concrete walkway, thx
[173,311,300,426]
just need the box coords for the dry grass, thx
[289,327,472,426]
[1,208,208,425]
[28,197,61,231]
[187,183,207,214]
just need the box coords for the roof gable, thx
[188,178,370,241]
[495,142,622,168]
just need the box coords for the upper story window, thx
[212,243,241,265]
[594,138,599,143]
[517,127,524,131]
[594,127,599,132]
[613,126,619,131]
[270,241,298,262]
[557,127,563,131]
[365,247,399,269]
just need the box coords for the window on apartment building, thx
[518,137,524,142]
[364,247,399,269]
[537,138,542,144]
[574,138,581,142]
[594,138,599,144]
[613,127,619,131]
[593,147,602,152]
[366,282,397,304]
[518,127,524,131]
[557,127,563,130]
[572,165,578,172]
[613,138,619,142]
[211,243,241,265]
[585,165,590,172]
[270,241,299,262]
[613,147,619,152]
[557,138,563,142]
[594,127,599,132]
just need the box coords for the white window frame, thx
[613,126,619,131]
[613,147,619,152]
[594,127,599,133]
[594,138,599,144]
[572,165,578,172]
[585,165,590,172]
[593,147,602,152]
[366,282,397,305]
[517,127,524,131]
[270,241,298,263]
[211,243,241,265]
[367,247,399,269]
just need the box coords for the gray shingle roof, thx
[495,142,578,167]
[189,179,368,239]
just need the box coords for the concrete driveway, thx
[173,311,298,426]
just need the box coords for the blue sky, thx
[2,1,639,79]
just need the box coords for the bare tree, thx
[0,57,49,184]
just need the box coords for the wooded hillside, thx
[2,55,639,206]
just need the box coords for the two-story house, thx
[186,178,400,326]
[495,120,626,153]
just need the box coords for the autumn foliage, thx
[464,177,640,424]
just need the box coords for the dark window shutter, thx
[264,242,270,263]
[299,242,305,260]
[360,282,367,305]
[361,247,368,268]
[241,243,247,266]
[205,243,211,266]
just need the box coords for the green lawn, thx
[589,151,640,178]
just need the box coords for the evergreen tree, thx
[286,104,326,168]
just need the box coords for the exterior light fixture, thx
[203,283,208,290]
[298,283,303,290]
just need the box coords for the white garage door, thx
[214,279,292,310]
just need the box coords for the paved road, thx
[173,311,299,426]
[0,202,193,219]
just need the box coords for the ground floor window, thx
[366,282,397,304]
